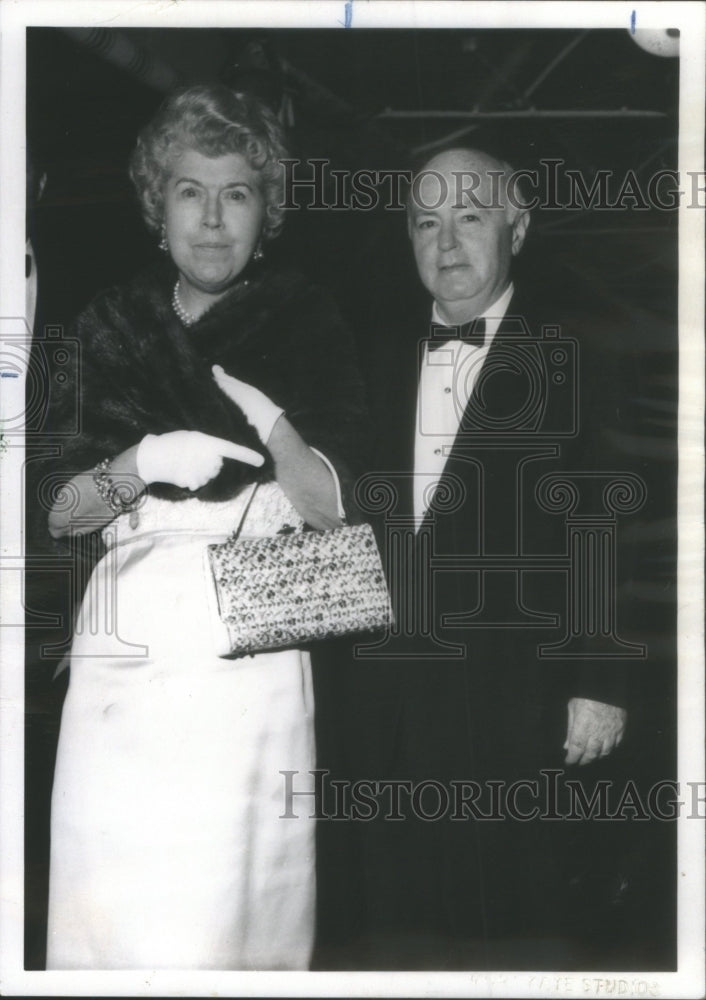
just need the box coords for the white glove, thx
[213,365,284,445]
[136,430,264,490]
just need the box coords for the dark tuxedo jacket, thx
[349,286,638,775]
[313,281,648,963]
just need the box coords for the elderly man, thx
[406,147,626,763]
[314,147,639,969]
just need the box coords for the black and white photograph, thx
[0,1,703,996]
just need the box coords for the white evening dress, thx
[46,483,316,970]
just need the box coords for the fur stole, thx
[51,259,370,507]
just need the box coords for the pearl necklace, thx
[172,282,198,327]
[171,279,251,327]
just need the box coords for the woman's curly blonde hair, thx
[129,84,288,242]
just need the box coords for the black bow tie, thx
[427,317,486,352]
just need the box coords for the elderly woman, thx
[45,84,368,970]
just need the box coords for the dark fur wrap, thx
[50,259,370,516]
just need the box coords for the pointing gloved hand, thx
[136,430,264,491]
[212,365,284,445]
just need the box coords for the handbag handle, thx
[230,481,261,543]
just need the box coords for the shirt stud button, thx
[444,387,452,394]
[434,448,442,455]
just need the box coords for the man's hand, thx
[564,697,627,766]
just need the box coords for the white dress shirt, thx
[413,283,514,528]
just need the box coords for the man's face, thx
[407,150,529,324]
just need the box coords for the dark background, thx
[25,25,679,971]
[27,27,679,330]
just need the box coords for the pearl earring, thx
[159,225,168,252]
[253,244,264,262]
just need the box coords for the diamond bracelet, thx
[92,457,140,515]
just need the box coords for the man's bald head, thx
[408,147,529,223]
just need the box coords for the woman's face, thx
[163,149,265,298]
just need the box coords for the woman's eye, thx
[179,187,198,199]
[226,189,246,201]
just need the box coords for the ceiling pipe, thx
[522,31,591,101]
[411,123,480,157]
[378,109,667,120]
[62,28,179,93]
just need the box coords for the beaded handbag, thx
[206,483,392,657]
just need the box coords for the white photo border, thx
[1,1,703,997]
